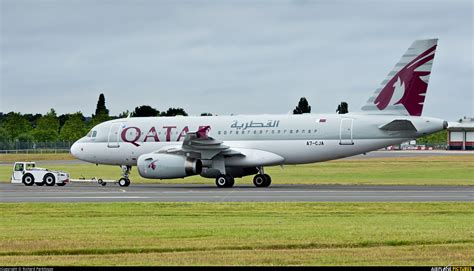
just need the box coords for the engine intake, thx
[137,153,202,179]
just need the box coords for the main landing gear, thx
[253,167,271,188]
[214,167,272,188]
[215,174,234,188]
[118,165,131,187]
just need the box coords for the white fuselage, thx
[71,113,445,168]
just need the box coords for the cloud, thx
[1,0,472,120]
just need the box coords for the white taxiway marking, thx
[2,190,472,194]
[5,195,470,199]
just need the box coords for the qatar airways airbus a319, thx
[70,39,447,188]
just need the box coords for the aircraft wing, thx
[156,126,243,160]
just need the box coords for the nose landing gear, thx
[118,165,132,187]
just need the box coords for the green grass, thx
[0,202,472,265]
[0,153,74,162]
[1,155,473,185]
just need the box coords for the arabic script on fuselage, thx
[230,120,280,130]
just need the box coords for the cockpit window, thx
[92,131,97,137]
[86,130,92,137]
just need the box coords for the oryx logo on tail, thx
[361,39,438,116]
[374,45,436,116]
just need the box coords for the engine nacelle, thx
[137,153,202,179]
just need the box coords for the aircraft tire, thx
[216,175,234,188]
[253,174,267,188]
[226,176,235,188]
[262,174,272,187]
[118,178,130,187]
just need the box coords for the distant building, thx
[447,117,474,150]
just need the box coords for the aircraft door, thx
[107,122,123,148]
[339,118,354,145]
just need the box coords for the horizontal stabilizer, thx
[379,119,417,131]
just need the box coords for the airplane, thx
[70,39,447,188]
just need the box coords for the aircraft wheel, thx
[253,174,270,188]
[262,174,272,187]
[44,174,56,186]
[118,178,130,187]
[216,175,234,188]
[227,176,235,188]
[22,174,35,186]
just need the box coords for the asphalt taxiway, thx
[1,183,472,202]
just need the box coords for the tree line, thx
[3,93,443,146]
[0,94,192,144]
[0,94,347,144]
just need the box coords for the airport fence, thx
[0,141,450,154]
[0,141,73,154]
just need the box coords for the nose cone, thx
[70,142,81,159]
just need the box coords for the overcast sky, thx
[1,0,472,121]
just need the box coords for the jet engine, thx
[137,153,202,179]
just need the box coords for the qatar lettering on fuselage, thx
[120,125,210,146]
[120,119,282,147]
